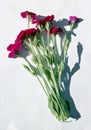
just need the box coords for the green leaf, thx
[23,64,31,72]
[23,64,40,76]
[32,55,39,64]
[44,69,52,82]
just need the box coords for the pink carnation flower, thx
[68,16,79,24]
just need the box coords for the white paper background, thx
[0,0,91,130]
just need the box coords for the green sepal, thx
[23,64,40,76]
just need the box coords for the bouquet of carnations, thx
[7,11,80,122]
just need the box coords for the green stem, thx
[19,52,35,72]
[45,56,60,95]
[52,34,59,56]
[47,30,50,47]
[27,15,30,28]
[51,67,60,94]
[40,32,45,48]
[25,39,51,96]
[36,75,49,97]
[58,72,62,90]
[38,66,51,95]
[49,86,67,121]
[21,51,49,97]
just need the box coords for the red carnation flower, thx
[24,28,38,35]
[33,15,54,25]
[15,28,38,43]
[21,11,36,21]
[7,42,21,58]
[15,30,25,43]
[44,15,54,22]
[7,28,38,58]
[50,27,63,34]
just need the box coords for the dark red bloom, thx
[7,42,21,58]
[7,28,38,58]
[21,11,36,20]
[24,28,38,35]
[15,28,38,43]
[33,15,54,25]
[68,16,79,24]
[49,27,63,34]
[15,30,25,43]
[33,19,45,25]
[44,15,54,22]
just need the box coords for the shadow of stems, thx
[61,42,83,120]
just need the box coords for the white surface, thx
[0,0,91,130]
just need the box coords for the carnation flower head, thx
[68,16,79,24]
[7,42,22,58]
[15,28,38,43]
[33,15,54,24]
[33,15,54,30]
[49,27,63,34]
[7,28,38,58]
[21,11,36,21]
